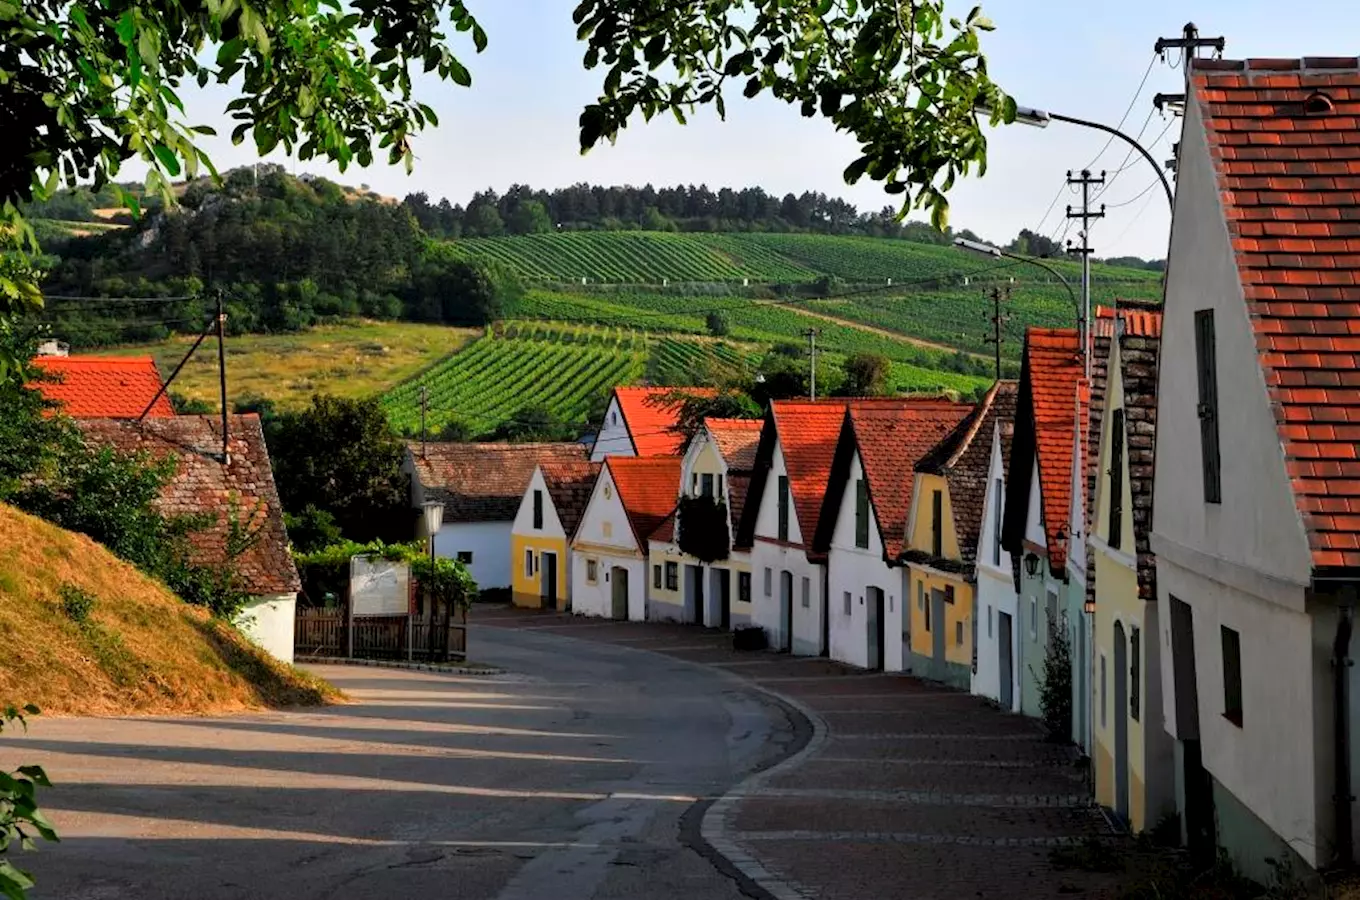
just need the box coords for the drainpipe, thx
[1334,602,1354,867]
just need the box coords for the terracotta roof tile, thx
[540,459,601,539]
[771,400,858,548]
[728,474,752,549]
[1019,327,1086,571]
[704,418,764,471]
[76,415,298,595]
[607,456,683,546]
[915,381,1019,570]
[1192,56,1360,569]
[411,443,587,522]
[614,386,717,457]
[30,355,175,418]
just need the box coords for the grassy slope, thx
[109,320,478,411]
[0,503,339,716]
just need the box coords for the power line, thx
[1084,53,1158,170]
[1093,116,1176,202]
[1103,178,1161,211]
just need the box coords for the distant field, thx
[443,230,1162,289]
[381,323,649,435]
[109,321,476,411]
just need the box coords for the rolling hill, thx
[0,503,337,715]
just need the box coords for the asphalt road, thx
[6,624,800,900]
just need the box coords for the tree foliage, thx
[651,388,762,439]
[840,353,892,397]
[0,705,57,900]
[267,395,410,543]
[572,0,1013,228]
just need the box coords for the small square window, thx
[653,564,662,589]
[955,621,964,646]
[801,577,810,608]
[739,572,752,605]
[987,605,993,638]
[456,551,473,565]
[586,559,598,584]
[1030,597,1038,639]
[524,550,533,578]
[763,567,773,597]
[843,591,852,616]
[602,521,613,538]
[889,595,894,613]
[665,561,679,591]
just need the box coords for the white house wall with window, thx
[1149,58,1360,879]
[825,448,899,669]
[973,423,1020,711]
[570,464,648,620]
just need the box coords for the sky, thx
[154,0,1360,261]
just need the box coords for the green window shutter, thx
[1194,309,1222,504]
[1108,409,1125,550]
[777,475,790,542]
[854,478,869,548]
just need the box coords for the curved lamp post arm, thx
[1045,112,1175,212]
[953,238,1078,310]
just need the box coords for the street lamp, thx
[419,501,444,661]
[955,237,1082,353]
[978,103,1174,211]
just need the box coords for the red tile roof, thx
[540,459,601,539]
[1092,303,1164,339]
[1022,328,1086,571]
[848,401,974,559]
[76,415,298,595]
[411,443,587,522]
[614,386,717,457]
[770,401,855,548]
[607,456,683,546]
[1192,57,1360,569]
[30,355,175,418]
[705,418,764,471]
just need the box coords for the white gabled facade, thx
[589,394,635,461]
[826,449,903,670]
[974,424,1020,712]
[647,427,753,629]
[750,439,825,655]
[570,465,647,621]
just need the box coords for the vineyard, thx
[445,230,1163,290]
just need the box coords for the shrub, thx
[58,584,95,624]
[1037,617,1073,741]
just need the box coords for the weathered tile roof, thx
[540,459,601,540]
[728,474,752,550]
[607,456,683,547]
[411,442,587,523]
[705,418,764,471]
[1085,306,1163,603]
[30,355,175,418]
[1009,327,1085,572]
[1192,56,1360,570]
[76,415,299,595]
[915,381,1019,571]
[613,386,717,458]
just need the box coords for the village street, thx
[11,608,1127,900]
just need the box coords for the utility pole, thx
[803,328,820,400]
[215,291,229,463]
[420,385,429,458]
[982,286,1010,382]
[1066,170,1105,375]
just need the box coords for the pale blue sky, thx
[160,1,1360,259]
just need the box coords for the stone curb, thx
[300,656,504,676]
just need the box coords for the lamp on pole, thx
[979,103,1174,212]
[420,501,444,661]
[955,237,1083,368]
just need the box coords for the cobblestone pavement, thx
[474,605,1130,899]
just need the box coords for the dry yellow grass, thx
[109,320,477,411]
[0,503,340,716]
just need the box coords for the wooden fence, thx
[294,607,468,662]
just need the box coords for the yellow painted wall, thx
[908,568,974,665]
[649,545,687,608]
[1092,546,1148,829]
[905,474,971,665]
[906,474,961,560]
[511,533,568,609]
